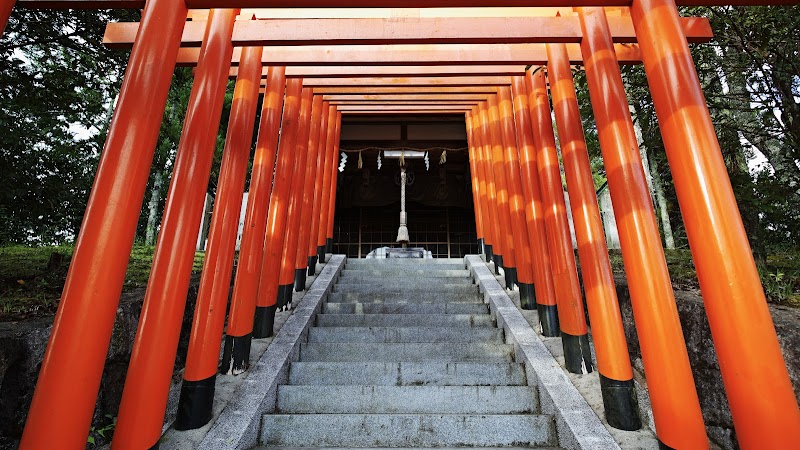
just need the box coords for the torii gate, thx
[3,1,799,450]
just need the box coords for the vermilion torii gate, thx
[3,1,799,450]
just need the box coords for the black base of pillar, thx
[477,238,484,256]
[294,268,307,292]
[278,283,293,310]
[253,305,277,339]
[220,333,252,374]
[494,254,503,275]
[150,444,160,450]
[484,244,493,263]
[174,375,216,431]
[317,245,326,263]
[519,282,535,310]
[599,374,642,431]
[538,304,560,337]
[658,439,676,450]
[307,255,318,276]
[326,238,333,254]
[561,331,594,374]
[504,266,517,291]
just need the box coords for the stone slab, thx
[327,292,482,303]
[333,284,478,295]
[323,302,488,315]
[276,385,538,414]
[260,414,556,447]
[288,361,528,386]
[307,326,503,343]
[299,342,514,362]
[339,269,472,278]
[316,313,495,328]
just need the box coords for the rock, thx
[614,276,800,450]
[0,276,202,449]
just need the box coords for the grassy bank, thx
[1,245,797,321]
[0,245,205,321]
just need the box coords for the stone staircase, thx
[257,258,559,449]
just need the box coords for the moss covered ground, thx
[0,245,797,321]
[0,245,205,321]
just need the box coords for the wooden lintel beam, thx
[343,111,468,115]
[102,16,712,49]
[329,100,481,105]
[19,1,800,9]
[336,104,474,110]
[176,43,643,66]
[312,87,499,94]
[232,65,527,79]
[265,77,511,87]
[322,94,492,101]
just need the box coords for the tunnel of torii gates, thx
[2,0,799,449]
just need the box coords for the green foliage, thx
[608,249,800,305]
[0,245,206,321]
[0,10,235,246]
[0,9,139,244]
[87,414,116,447]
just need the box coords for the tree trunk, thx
[649,157,676,249]
[627,97,675,248]
[144,171,163,246]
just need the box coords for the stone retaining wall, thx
[612,276,800,450]
[0,278,200,449]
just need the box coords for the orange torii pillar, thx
[477,102,503,274]
[221,66,287,373]
[1,0,13,34]
[498,87,536,306]
[19,0,188,448]
[278,87,314,307]
[512,76,560,335]
[528,68,592,374]
[324,111,343,254]
[486,95,518,288]
[294,94,324,290]
[471,107,496,264]
[317,105,339,263]
[465,111,486,255]
[547,39,641,431]
[112,10,237,449]
[570,9,707,447]
[307,100,332,275]
[253,78,303,338]
[629,1,800,447]
[175,45,262,430]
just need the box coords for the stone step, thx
[346,258,464,266]
[335,276,474,286]
[276,385,538,414]
[288,362,528,386]
[307,326,504,343]
[299,343,514,362]
[316,314,495,328]
[327,292,483,304]
[332,284,478,295]
[339,269,472,278]
[323,302,488,315]
[260,414,556,447]
[255,447,565,450]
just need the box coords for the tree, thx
[0,9,138,244]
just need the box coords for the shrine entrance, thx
[333,113,479,258]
